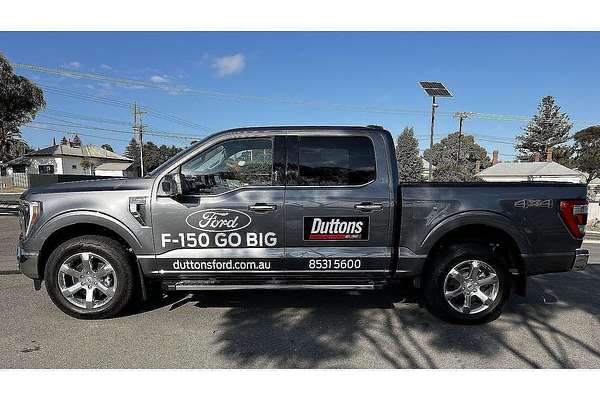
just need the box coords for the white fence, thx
[589,202,600,223]
[0,173,29,192]
[11,173,29,188]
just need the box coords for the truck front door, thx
[283,132,393,277]
[150,134,286,277]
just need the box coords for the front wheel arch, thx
[37,223,148,301]
[44,235,137,318]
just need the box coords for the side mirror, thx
[158,173,182,197]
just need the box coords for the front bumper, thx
[572,248,589,271]
[16,238,41,279]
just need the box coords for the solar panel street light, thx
[419,81,453,97]
[418,81,453,180]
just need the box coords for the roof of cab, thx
[215,125,388,135]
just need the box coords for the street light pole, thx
[419,81,452,182]
[429,96,438,181]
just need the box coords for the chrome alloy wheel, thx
[443,260,500,315]
[57,252,117,310]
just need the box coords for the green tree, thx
[395,127,423,182]
[423,132,491,182]
[573,126,600,184]
[0,52,45,162]
[516,96,572,163]
[124,138,184,176]
[158,144,182,160]
[80,158,97,175]
[71,134,82,147]
[139,142,183,173]
[101,143,114,152]
[124,137,141,176]
[142,141,162,172]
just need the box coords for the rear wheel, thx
[423,243,510,324]
[44,235,136,319]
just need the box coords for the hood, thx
[22,177,154,197]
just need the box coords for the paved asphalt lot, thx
[0,215,599,368]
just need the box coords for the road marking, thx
[583,240,600,244]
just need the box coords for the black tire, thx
[44,235,136,319]
[422,242,511,324]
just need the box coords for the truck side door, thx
[283,131,393,276]
[150,134,286,276]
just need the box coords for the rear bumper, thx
[572,248,589,271]
[523,249,589,275]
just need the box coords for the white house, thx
[5,143,132,177]
[477,161,586,183]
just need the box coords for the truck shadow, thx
[159,266,600,368]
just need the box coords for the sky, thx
[2,31,600,160]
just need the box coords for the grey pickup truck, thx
[17,125,590,323]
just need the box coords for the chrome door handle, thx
[248,203,277,213]
[354,202,383,212]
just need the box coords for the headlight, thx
[20,201,42,237]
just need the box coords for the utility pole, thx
[132,103,147,177]
[428,96,438,181]
[454,112,473,165]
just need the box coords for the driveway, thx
[0,216,598,368]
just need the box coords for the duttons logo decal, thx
[304,216,369,240]
[186,209,252,232]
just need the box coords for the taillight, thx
[560,200,588,239]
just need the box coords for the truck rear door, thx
[283,131,393,279]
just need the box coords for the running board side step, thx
[164,282,377,291]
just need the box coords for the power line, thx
[41,109,211,139]
[37,84,212,131]
[29,120,206,142]
[42,108,132,127]
[24,124,131,143]
[16,62,598,125]
[40,85,132,108]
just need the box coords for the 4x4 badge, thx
[514,199,553,209]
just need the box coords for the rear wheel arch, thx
[421,223,526,296]
[422,241,512,323]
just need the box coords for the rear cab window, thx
[294,136,376,186]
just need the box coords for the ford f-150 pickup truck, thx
[17,125,590,323]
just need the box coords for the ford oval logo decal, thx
[185,209,252,232]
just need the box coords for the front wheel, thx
[44,235,136,319]
[422,243,511,324]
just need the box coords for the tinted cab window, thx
[297,136,375,186]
